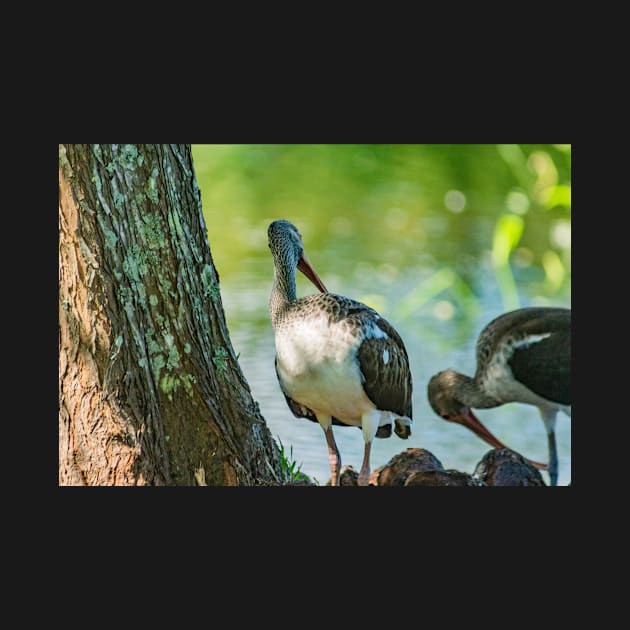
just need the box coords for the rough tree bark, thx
[59,144,287,486]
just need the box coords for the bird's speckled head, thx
[267,219,327,301]
[427,369,469,419]
[268,219,303,264]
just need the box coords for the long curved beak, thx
[450,408,548,471]
[297,253,327,293]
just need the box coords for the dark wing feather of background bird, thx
[507,310,571,405]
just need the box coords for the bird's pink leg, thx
[323,425,341,486]
[358,441,372,486]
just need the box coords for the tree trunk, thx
[59,144,287,486]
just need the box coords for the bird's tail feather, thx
[395,417,412,439]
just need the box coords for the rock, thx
[473,448,546,486]
[405,470,486,486]
[376,448,444,486]
[404,470,485,486]
[284,471,317,486]
[339,466,359,486]
[325,465,360,486]
[285,478,317,486]
[369,466,384,486]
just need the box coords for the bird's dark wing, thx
[356,315,413,419]
[507,310,571,405]
[274,356,350,427]
[478,307,569,360]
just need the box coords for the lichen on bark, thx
[59,144,286,486]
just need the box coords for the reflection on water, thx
[191,144,571,486]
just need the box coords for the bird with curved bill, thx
[427,307,571,486]
[267,219,413,486]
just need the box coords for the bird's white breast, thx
[275,314,375,424]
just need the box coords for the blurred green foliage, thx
[191,144,571,319]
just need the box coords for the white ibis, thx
[267,219,413,486]
[427,307,571,486]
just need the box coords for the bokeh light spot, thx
[506,190,530,215]
[550,220,571,250]
[444,190,466,213]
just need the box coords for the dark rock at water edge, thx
[285,478,317,486]
[374,448,444,486]
[405,469,486,486]
[473,448,546,486]
[323,465,360,486]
